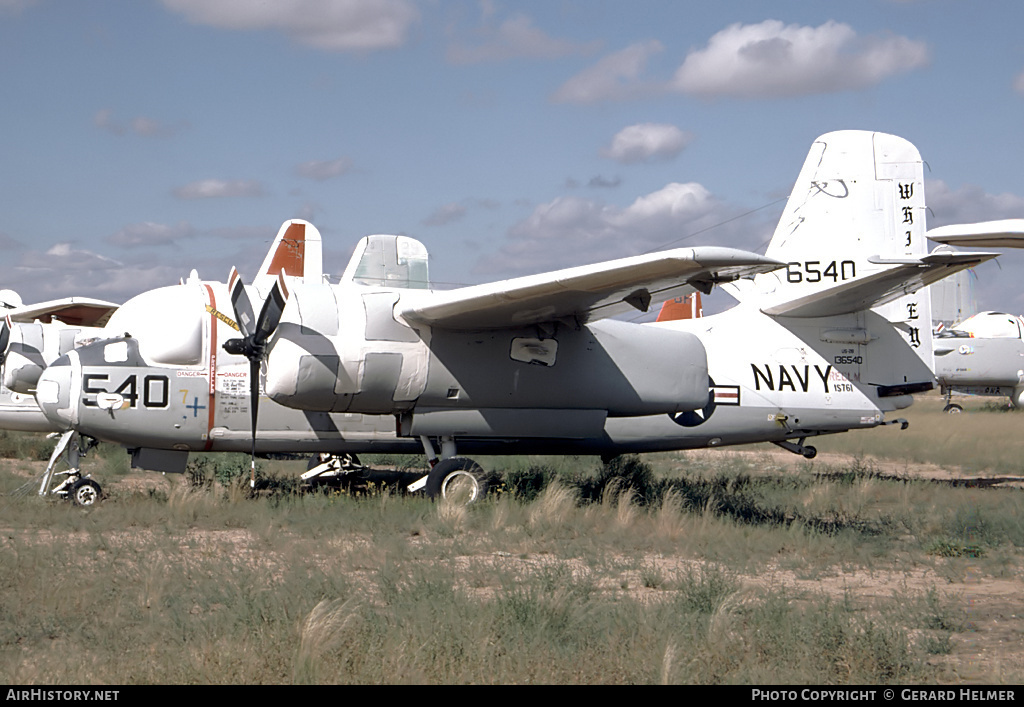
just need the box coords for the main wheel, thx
[425,457,487,504]
[801,446,817,459]
[70,478,102,506]
[943,403,963,414]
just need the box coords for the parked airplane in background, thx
[0,219,329,504]
[26,131,1001,503]
[0,293,118,430]
[656,293,702,322]
[927,220,1024,412]
[932,311,1024,412]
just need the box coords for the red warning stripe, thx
[202,285,217,451]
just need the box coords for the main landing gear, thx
[301,436,489,505]
[411,436,489,504]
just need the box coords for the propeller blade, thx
[252,272,289,348]
[223,269,289,489]
[228,267,257,340]
[248,357,260,488]
[0,317,10,367]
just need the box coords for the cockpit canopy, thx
[342,235,429,290]
[955,311,1024,340]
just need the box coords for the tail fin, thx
[728,131,994,321]
[255,219,323,286]
[756,131,927,312]
[656,292,702,322]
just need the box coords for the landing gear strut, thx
[942,387,964,414]
[773,437,817,459]
[39,431,103,505]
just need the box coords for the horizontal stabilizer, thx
[4,297,120,327]
[763,250,998,318]
[399,247,781,330]
[927,219,1024,248]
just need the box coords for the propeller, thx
[223,268,289,487]
[0,316,11,368]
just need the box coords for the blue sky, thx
[2,0,1023,314]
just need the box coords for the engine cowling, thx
[264,284,711,418]
[3,322,99,394]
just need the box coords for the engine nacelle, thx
[264,283,711,419]
[263,282,425,414]
[3,322,98,394]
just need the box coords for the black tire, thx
[943,404,963,414]
[802,446,817,459]
[425,457,487,504]
[71,478,102,506]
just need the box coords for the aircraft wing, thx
[4,297,120,327]
[927,219,1024,248]
[398,247,781,330]
[762,251,998,318]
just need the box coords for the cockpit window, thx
[349,235,429,290]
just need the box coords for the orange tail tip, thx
[656,292,702,322]
[258,219,323,282]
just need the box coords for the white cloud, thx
[672,20,929,98]
[601,123,692,164]
[476,182,739,276]
[173,179,265,199]
[295,157,353,181]
[925,180,1024,314]
[19,243,123,272]
[551,40,664,103]
[926,179,1024,227]
[107,222,196,248]
[423,203,468,227]
[94,109,187,137]
[0,0,38,14]
[161,0,419,52]
[447,13,600,65]
[554,22,928,104]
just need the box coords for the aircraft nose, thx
[35,352,80,430]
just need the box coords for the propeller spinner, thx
[223,268,289,486]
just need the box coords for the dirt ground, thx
[676,448,1024,682]
[5,451,1022,684]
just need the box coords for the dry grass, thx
[0,409,1022,684]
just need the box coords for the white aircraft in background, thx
[0,219,330,504]
[926,220,1024,412]
[0,292,118,432]
[27,130,1000,503]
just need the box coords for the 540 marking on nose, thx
[83,374,170,409]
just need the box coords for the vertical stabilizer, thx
[656,292,702,322]
[762,130,926,300]
[733,131,934,365]
[255,219,324,286]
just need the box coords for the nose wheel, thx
[70,478,102,506]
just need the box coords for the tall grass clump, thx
[562,455,663,506]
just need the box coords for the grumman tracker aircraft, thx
[30,131,1000,502]
[920,219,1024,412]
[931,311,1024,412]
[0,292,118,433]
[0,219,333,504]
[0,294,119,505]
